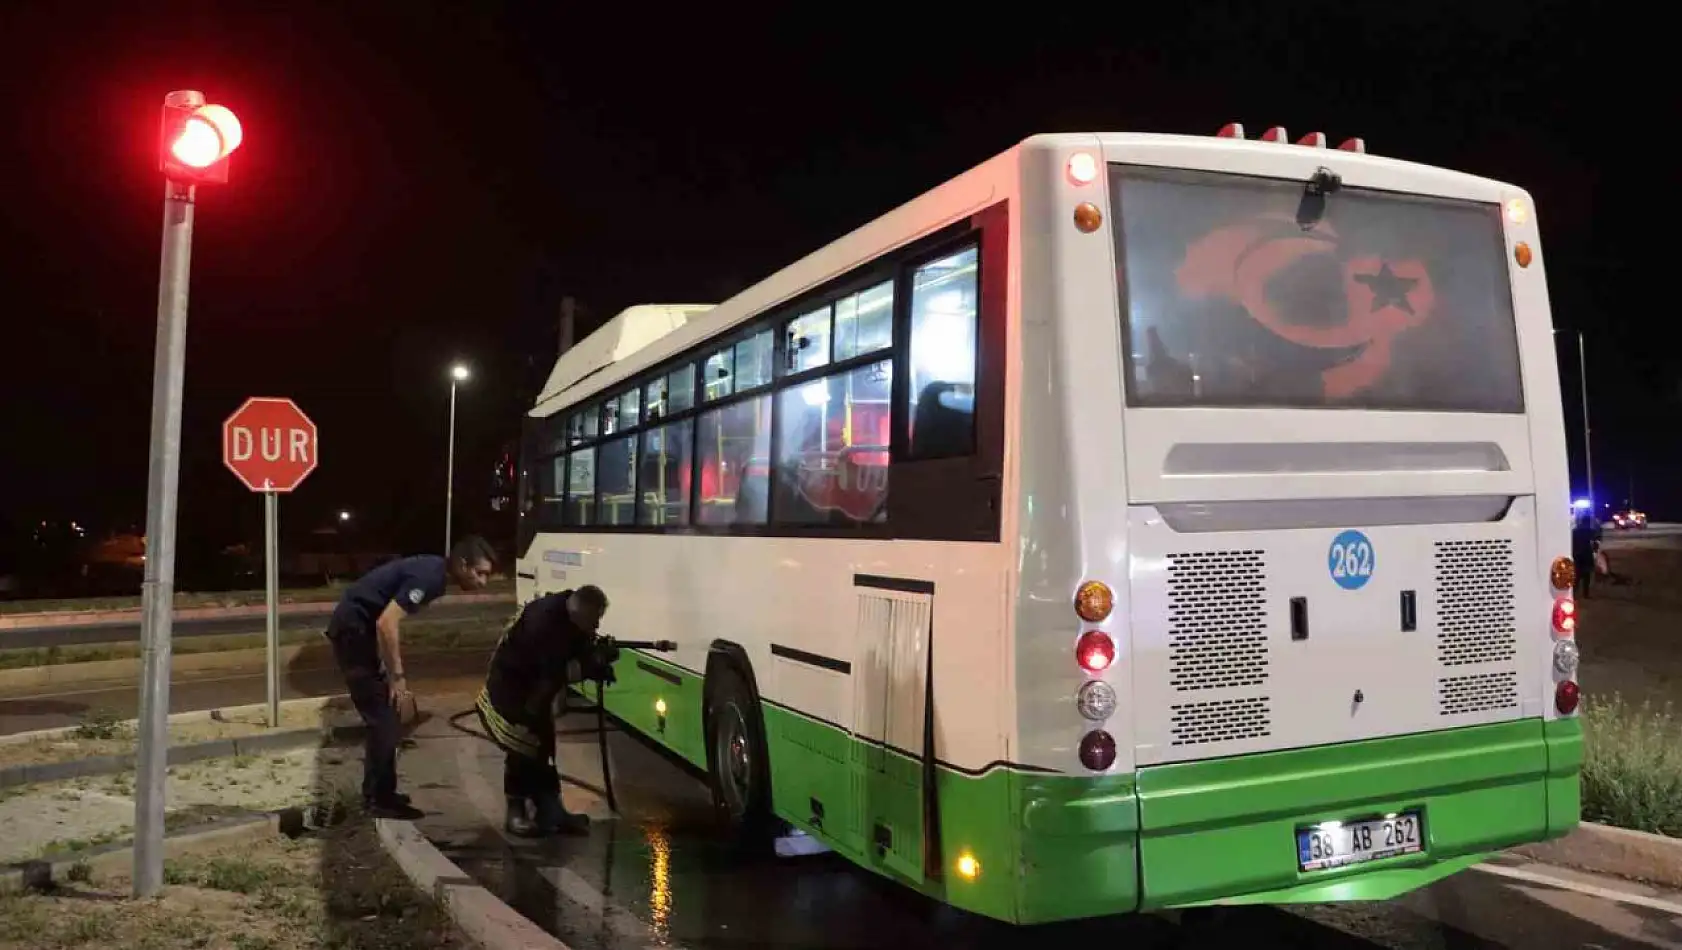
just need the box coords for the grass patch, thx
[1581,694,1682,837]
[71,708,129,741]
[0,817,466,949]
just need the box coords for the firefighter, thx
[474,585,610,837]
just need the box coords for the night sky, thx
[0,1,1661,566]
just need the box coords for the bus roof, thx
[536,304,715,408]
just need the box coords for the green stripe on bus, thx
[1135,718,1567,909]
[596,656,1576,923]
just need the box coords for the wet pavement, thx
[396,694,1682,950]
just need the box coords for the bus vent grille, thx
[1165,550,1269,691]
[1169,697,1271,746]
[1437,670,1519,716]
[1433,539,1518,667]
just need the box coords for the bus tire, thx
[704,660,775,850]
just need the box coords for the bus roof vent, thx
[536,303,715,407]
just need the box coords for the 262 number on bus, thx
[1330,540,1374,580]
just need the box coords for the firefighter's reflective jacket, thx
[474,590,592,759]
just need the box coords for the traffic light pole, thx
[134,173,196,899]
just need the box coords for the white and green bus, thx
[513,126,1583,924]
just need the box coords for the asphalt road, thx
[1600,523,1682,550]
[0,598,508,650]
[0,651,492,736]
[410,704,1682,950]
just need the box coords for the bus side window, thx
[905,245,980,460]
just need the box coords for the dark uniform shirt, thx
[482,590,593,726]
[330,555,449,639]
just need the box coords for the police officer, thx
[325,536,496,819]
[474,585,609,837]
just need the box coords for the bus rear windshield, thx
[1111,164,1524,413]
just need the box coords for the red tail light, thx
[1555,680,1580,715]
[1078,730,1117,771]
[1076,631,1115,673]
[1552,597,1576,636]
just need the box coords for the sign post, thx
[222,398,319,727]
[264,490,279,726]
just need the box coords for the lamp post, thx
[1556,329,1594,509]
[445,364,470,554]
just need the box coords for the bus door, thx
[850,576,935,883]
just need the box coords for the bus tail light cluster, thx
[1074,582,1117,768]
[1216,122,1366,153]
[1548,555,1580,716]
[1067,152,1104,234]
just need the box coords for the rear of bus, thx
[1008,130,1580,921]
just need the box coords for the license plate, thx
[1297,811,1423,871]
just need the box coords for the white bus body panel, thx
[527,534,1012,770]
[1128,497,1543,766]
[520,151,1026,775]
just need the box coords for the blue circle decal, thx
[1328,530,1376,590]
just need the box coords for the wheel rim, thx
[717,701,752,816]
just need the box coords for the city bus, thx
[512,126,1582,925]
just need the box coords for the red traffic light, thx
[160,93,242,185]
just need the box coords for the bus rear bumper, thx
[1011,717,1581,922]
[1131,717,1583,910]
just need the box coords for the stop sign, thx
[222,397,318,493]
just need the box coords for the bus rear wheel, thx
[706,662,774,850]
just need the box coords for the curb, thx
[0,590,513,631]
[0,808,298,894]
[1513,820,1682,891]
[377,818,568,950]
[0,726,332,789]
[0,693,349,747]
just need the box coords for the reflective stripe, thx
[476,688,546,759]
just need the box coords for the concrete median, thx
[1515,821,1682,891]
[378,818,571,950]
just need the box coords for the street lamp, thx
[338,510,351,523]
[1555,329,1594,510]
[445,364,471,555]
